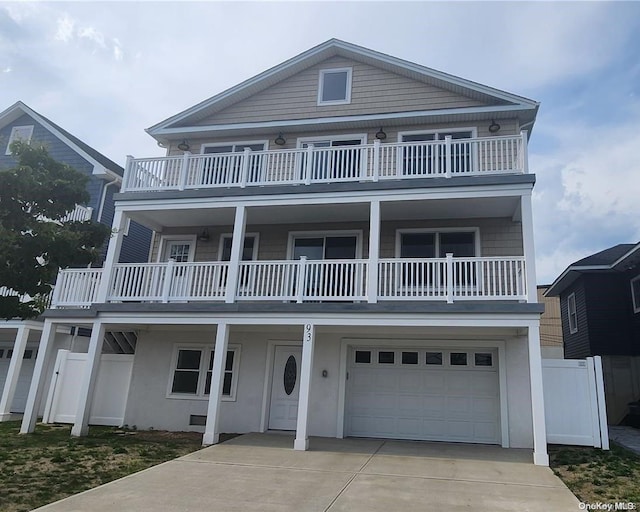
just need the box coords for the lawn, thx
[549,443,640,505]
[0,421,206,512]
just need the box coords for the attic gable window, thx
[5,125,34,155]
[318,68,352,105]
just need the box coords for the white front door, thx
[268,346,302,430]
[162,240,195,298]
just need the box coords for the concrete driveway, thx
[35,433,580,511]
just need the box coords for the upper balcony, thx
[122,133,527,194]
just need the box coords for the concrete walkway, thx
[609,425,640,455]
[35,433,580,512]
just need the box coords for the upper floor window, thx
[631,275,640,314]
[400,130,474,176]
[567,292,578,333]
[397,229,477,258]
[5,125,34,155]
[317,68,352,105]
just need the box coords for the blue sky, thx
[2,1,639,284]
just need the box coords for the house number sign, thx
[304,323,313,343]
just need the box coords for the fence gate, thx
[43,350,134,426]
[542,356,609,448]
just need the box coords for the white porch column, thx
[294,323,315,451]
[96,209,128,303]
[367,200,381,303]
[528,323,549,466]
[0,326,30,421]
[71,321,105,437]
[520,193,537,303]
[20,320,57,433]
[203,322,229,445]
[225,206,247,303]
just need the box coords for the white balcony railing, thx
[50,256,526,308]
[122,134,527,193]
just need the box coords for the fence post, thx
[304,145,314,185]
[240,147,251,188]
[179,152,191,191]
[372,139,380,182]
[161,259,176,303]
[50,271,63,308]
[593,355,610,450]
[296,257,307,303]
[521,130,529,174]
[445,136,452,178]
[446,253,454,303]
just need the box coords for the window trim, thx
[567,292,578,334]
[395,227,481,258]
[156,235,197,263]
[218,233,260,262]
[5,125,34,155]
[200,140,269,154]
[631,275,640,314]
[397,127,478,142]
[317,67,353,106]
[167,344,241,401]
[286,230,364,260]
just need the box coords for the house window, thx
[5,125,34,155]
[219,234,259,262]
[450,352,468,366]
[631,275,640,314]
[355,350,371,364]
[426,352,443,365]
[169,346,240,401]
[298,136,364,180]
[201,142,267,185]
[292,234,358,260]
[567,293,578,334]
[400,130,473,175]
[318,68,352,105]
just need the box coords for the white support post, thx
[225,206,247,303]
[296,257,307,303]
[71,321,106,437]
[240,147,251,188]
[445,135,452,178]
[593,355,609,450]
[179,151,191,191]
[123,155,133,192]
[446,253,454,303]
[520,193,538,303]
[367,200,380,303]
[203,323,229,445]
[21,320,57,433]
[304,145,314,185]
[0,326,30,420]
[521,130,529,174]
[295,323,315,451]
[527,323,549,466]
[161,259,176,303]
[96,209,128,303]
[372,139,380,182]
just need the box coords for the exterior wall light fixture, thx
[375,127,387,140]
[274,133,286,146]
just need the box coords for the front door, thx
[268,346,302,430]
[162,239,195,298]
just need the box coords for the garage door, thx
[0,347,37,413]
[346,347,500,444]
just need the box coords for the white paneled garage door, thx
[346,347,500,444]
[0,348,37,413]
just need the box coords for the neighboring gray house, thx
[0,101,152,419]
[21,40,549,466]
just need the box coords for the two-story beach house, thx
[0,101,151,419]
[20,40,548,465]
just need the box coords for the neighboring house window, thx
[169,345,240,401]
[5,125,34,155]
[631,275,640,314]
[400,130,474,175]
[317,68,352,105]
[567,293,578,334]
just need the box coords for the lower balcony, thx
[50,256,527,308]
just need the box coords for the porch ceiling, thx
[127,196,522,229]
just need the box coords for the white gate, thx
[542,356,609,449]
[43,350,134,426]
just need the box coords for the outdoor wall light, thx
[322,369,328,378]
[197,228,210,242]
[177,140,191,151]
[375,127,387,140]
[488,120,501,133]
[274,132,286,146]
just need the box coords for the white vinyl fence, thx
[42,350,134,426]
[542,356,609,449]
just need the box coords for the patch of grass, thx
[550,443,640,505]
[0,421,218,512]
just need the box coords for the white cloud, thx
[54,13,74,43]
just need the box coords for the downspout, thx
[96,178,119,224]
